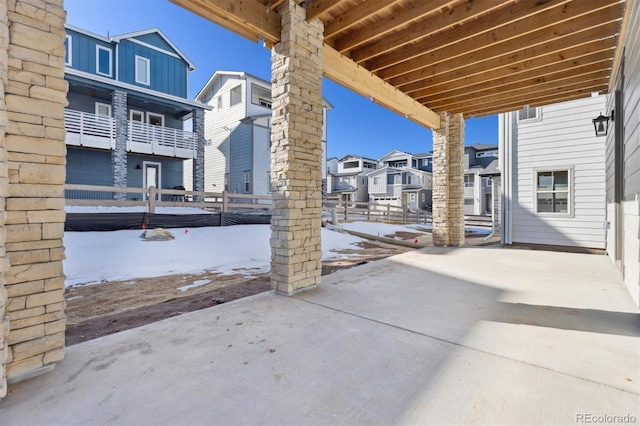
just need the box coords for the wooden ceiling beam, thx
[387,8,620,88]
[350,0,506,64]
[322,45,441,129]
[306,0,344,21]
[402,35,615,98]
[324,0,398,39]
[368,0,570,73]
[426,69,610,111]
[417,50,613,104]
[170,0,281,44]
[376,0,620,81]
[332,0,453,53]
[452,79,607,116]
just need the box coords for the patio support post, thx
[111,90,127,199]
[1,0,67,395]
[432,112,465,246]
[0,0,9,398]
[192,108,205,202]
[270,0,324,295]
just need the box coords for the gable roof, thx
[479,159,500,176]
[111,28,195,71]
[466,143,498,151]
[378,149,411,161]
[337,154,378,163]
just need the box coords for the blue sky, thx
[65,0,498,159]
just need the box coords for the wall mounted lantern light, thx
[593,110,614,137]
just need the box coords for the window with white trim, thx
[373,176,381,185]
[65,35,72,66]
[409,193,416,202]
[96,46,112,77]
[217,96,222,109]
[135,55,150,85]
[230,85,242,107]
[535,170,570,214]
[130,110,144,122]
[95,102,111,116]
[464,174,474,187]
[518,105,540,121]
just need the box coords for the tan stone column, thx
[270,0,324,295]
[3,0,67,385]
[432,112,465,246]
[0,0,10,399]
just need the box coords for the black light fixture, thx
[593,110,614,137]
[135,164,141,169]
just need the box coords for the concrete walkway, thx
[1,246,639,425]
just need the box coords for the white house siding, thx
[605,0,640,306]
[229,123,252,194]
[510,96,607,249]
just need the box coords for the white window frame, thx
[129,109,144,122]
[135,55,150,85]
[464,174,475,188]
[518,105,541,122]
[96,45,112,77]
[65,35,72,66]
[533,168,573,216]
[409,193,416,202]
[373,176,381,185]
[230,85,242,107]
[95,102,111,116]
[146,112,164,127]
[217,96,223,109]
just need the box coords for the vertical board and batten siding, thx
[605,0,640,305]
[253,125,271,195]
[66,29,114,78]
[512,96,607,248]
[229,123,252,194]
[117,39,187,97]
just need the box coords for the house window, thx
[130,110,144,122]
[243,170,250,193]
[410,193,416,202]
[96,46,112,77]
[476,150,499,158]
[135,55,150,85]
[421,193,426,202]
[407,175,412,185]
[361,177,366,186]
[464,174,474,187]
[217,96,222,109]
[518,105,540,121]
[147,112,164,127]
[230,85,242,107]
[251,84,272,108]
[95,102,111,116]
[535,170,570,214]
[373,176,381,185]
[65,35,72,66]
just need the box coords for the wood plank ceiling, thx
[170,0,626,128]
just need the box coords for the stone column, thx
[3,0,67,388]
[0,0,10,399]
[270,0,324,295]
[432,112,465,246]
[111,90,127,199]
[192,108,205,202]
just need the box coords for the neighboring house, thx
[463,144,499,215]
[63,25,209,196]
[327,154,378,202]
[367,166,432,211]
[367,150,433,210]
[499,95,607,249]
[189,71,332,196]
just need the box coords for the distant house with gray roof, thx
[464,144,500,215]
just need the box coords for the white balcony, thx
[64,109,197,159]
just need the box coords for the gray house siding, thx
[229,123,252,193]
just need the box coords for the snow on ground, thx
[63,225,368,287]
[65,206,212,214]
[340,220,491,236]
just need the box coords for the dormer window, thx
[96,46,112,77]
[135,55,150,85]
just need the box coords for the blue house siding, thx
[118,40,187,97]
[66,29,114,78]
[133,33,174,52]
[126,154,184,190]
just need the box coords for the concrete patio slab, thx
[0,246,638,425]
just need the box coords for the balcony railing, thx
[64,109,197,159]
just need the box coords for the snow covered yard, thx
[63,225,369,287]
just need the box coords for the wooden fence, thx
[322,200,432,224]
[64,184,272,214]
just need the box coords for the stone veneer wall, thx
[192,108,205,201]
[0,0,10,400]
[432,112,465,246]
[2,0,67,389]
[270,0,324,295]
[111,89,127,198]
